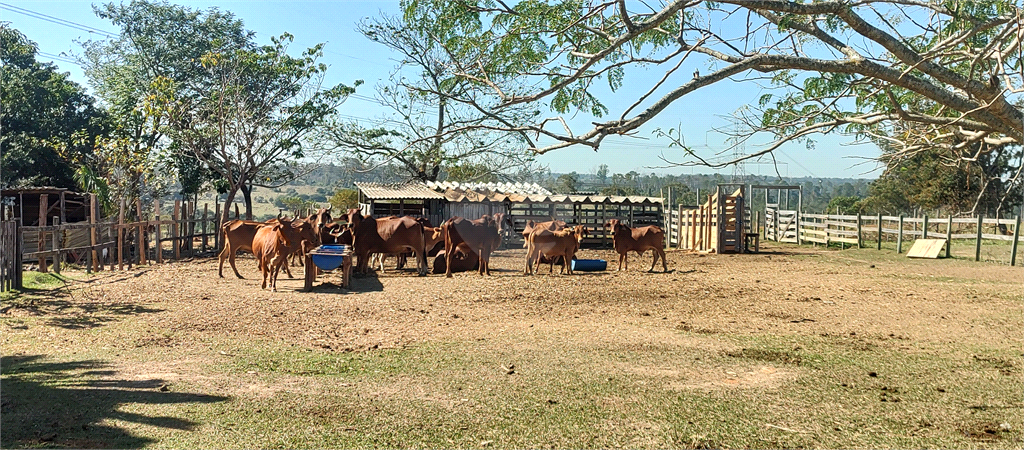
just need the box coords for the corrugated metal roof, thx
[354,182,446,200]
[427,181,552,195]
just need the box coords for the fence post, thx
[897,215,904,253]
[975,215,983,261]
[677,204,684,250]
[173,200,181,260]
[877,213,883,250]
[215,201,222,252]
[1011,213,1021,266]
[856,213,863,248]
[155,199,163,264]
[137,199,146,265]
[118,199,125,270]
[923,215,929,240]
[945,216,953,258]
[202,203,209,252]
[38,194,48,273]
[51,216,60,275]
[774,206,780,242]
[90,193,99,272]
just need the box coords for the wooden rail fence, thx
[762,208,1023,265]
[7,195,231,289]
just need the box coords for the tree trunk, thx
[241,183,254,220]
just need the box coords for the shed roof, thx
[354,182,446,200]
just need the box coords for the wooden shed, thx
[1,187,90,226]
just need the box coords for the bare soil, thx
[8,242,1018,361]
[3,242,1021,448]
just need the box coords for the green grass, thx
[6,330,1017,449]
[0,272,74,302]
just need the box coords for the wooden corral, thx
[354,181,665,248]
[674,184,747,254]
[1,187,89,226]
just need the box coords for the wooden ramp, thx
[907,239,946,258]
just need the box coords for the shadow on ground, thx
[1,355,227,449]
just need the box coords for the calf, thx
[605,219,668,272]
[526,225,587,275]
[219,219,271,279]
[251,216,316,291]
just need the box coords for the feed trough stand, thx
[304,245,353,291]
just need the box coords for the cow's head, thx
[605,219,624,232]
[574,225,588,242]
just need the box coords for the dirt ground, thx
[3,241,1022,448]
[9,242,1019,355]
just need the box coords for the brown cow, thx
[526,225,587,275]
[441,215,500,277]
[605,219,668,272]
[251,216,316,291]
[347,209,427,276]
[218,219,274,279]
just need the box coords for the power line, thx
[37,51,79,65]
[0,2,117,38]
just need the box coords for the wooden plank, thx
[38,194,48,273]
[975,215,983,262]
[907,239,946,258]
[90,194,99,272]
[137,199,146,265]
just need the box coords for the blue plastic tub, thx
[310,245,350,271]
[571,259,607,271]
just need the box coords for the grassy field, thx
[1,243,1021,448]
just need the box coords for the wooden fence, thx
[1,220,20,292]
[664,185,751,253]
[13,195,227,283]
[762,208,1023,265]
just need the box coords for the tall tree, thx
[1,25,107,189]
[403,0,1021,166]
[81,0,253,209]
[155,33,358,221]
[324,13,541,182]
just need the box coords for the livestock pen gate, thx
[670,184,749,253]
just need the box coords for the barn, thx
[354,181,665,247]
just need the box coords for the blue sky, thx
[2,0,884,180]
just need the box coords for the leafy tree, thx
[1,25,107,190]
[555,172,579,194]
[154,33,356,221]
[328,188,360,211]
[404,0,1021,171]
[826,196,862,215]
[324,12,539,182]
[81,1,253,210]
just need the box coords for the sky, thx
[1,0,885,180]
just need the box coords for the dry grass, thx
[2,242,1021,448]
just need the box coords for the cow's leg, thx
[260,257,269,289]
[444,240,455,278]
[268,255,283,292]
[229,249,245,279]
[657,248,668,272]
[564,251,573,275]
[617,253,625,271]
[218,245,229,278]
[480,246,490,275]
[415,248,427,276]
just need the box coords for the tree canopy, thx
[324,12,541,183]
[1,25,107,190]
[401,0,1022,166]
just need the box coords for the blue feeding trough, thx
[310,245,350,271]
[571,259,607,271]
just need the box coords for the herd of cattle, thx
[217,205,669,291]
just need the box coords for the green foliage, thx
[328,188,360,211]
[0,25,108,189]
[826,196,863,214]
